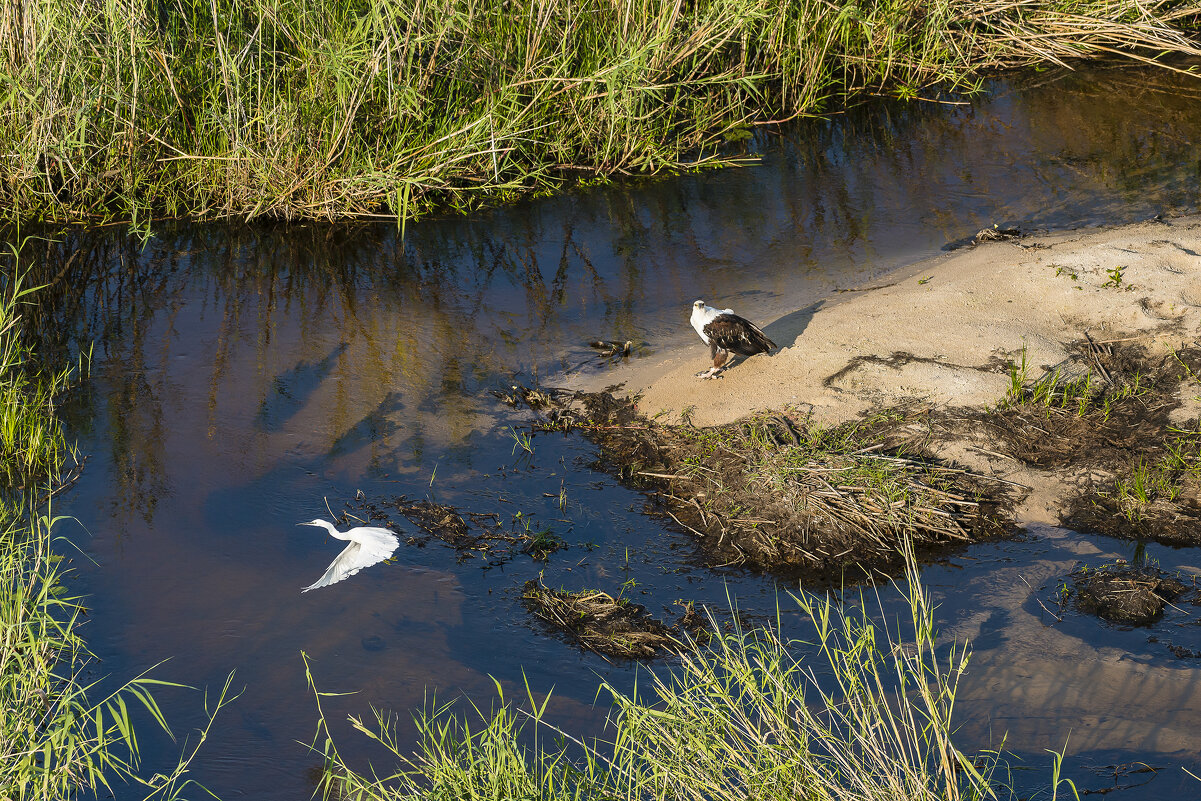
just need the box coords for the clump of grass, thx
[604,559,994,801]
[1011,369,1100,416]
[2,513,238,798]
[307,661,615,801]
[507,426,535,456]
[308,555,1004,800]
[981,340,1162,467]
[1114,457,1182,521]
[1093,425,1201,528]
[514,512,566,560]
[539,391,1008,573]
[999,346,1121,418]
[1070,563,1187,625]
[521,575,688,659]
[2,0,1200,224]
[0,269,76,508]
[987,343,1201,544]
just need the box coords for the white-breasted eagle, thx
[690,300,777,379]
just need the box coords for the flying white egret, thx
[299,519,400,593]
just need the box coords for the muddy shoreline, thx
[572,216,1201,548]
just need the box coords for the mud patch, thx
[1064,474,1201,546]
[521,577,704,659]
[1071,565,1188,626]
[942,340,1201,545]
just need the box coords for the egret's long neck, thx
[313,520,350,540]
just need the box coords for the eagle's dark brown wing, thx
[703,314,776,357]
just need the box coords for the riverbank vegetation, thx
[973,341,1201,544]
[2,0,1201,224]
[310,559,1009,801]
[526,389,1013,575]
[0,264,228,800]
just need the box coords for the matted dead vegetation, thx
[955,340,1182,468]
[530,391,1014,575]
[497,340,1199,575]
[521,577,705,659]
[1071,565,1189,626]
[949,341,1201,544]
[352,495,567,564]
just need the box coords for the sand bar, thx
[587,216,1201,428]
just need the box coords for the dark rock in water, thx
[1071,565,1188,626]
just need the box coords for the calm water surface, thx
[31,63,1201,798]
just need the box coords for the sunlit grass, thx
[308,553,1011,801]
[1,0,1199,224]
[0,259,235,800]
[999,346,1149,420]
[0,271,75,511]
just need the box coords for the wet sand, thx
[576,216,1201,527]
[591,215,1201,430]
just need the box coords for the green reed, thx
[308,552,1011,801]
[0,259,234,800]
[1,0,1199,224]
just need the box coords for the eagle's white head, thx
[690,299,715,343]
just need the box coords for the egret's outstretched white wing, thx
[302,524,399,593]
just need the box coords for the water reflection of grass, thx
[308,556,1030,800]
[0,268,231,799]
[2,0,1199,224]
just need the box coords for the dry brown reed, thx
[545,391,1010,573]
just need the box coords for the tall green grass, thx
[308,555,1009,801]
[1,0,1199,223]
[0,272,74,507]
[0,262,233,800]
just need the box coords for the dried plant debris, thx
[489,385,574,409]
[509,387,1013,575]
[967,342,1201,544]
[391,498,476,547]
[621,411,1010,574]
[521,577,704,659]
[1070,565,1188,626]
[589,340,633,359]
[973,225,1021,244]
[353,495,565,564]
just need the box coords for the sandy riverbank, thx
[586,215,1201,429]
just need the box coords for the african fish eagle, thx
[690,300,777,379]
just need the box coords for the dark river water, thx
[27,62,1201,799]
